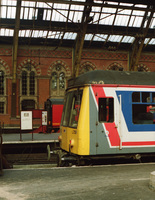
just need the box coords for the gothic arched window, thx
[0,68,7,114]
[22,71,27,95]
[108,64,123,71]
[59,72,65,89]
[30,71,35,95]
[50,65,66,97]
[51,72,57,89]
[21,69,36,96]
[20,64,37,111]
[80,64,94,75]
[0,70,4,95]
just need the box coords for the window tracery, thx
[20,63,37,111]
[50,64,66,97]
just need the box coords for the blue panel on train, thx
[116,91,155,132]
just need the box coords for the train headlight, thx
[58,135,62,142]
[69,139,74,148]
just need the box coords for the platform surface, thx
[2,132,59,144]
[1,163,155,200]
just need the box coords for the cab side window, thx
[69,91,83,128]
[99,98,114,122]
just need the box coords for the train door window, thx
[61,90,83,127]
[69,90,83,128]
[132,92,155,124]
[99,98,114,122]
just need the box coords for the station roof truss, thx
[0,0,155,51]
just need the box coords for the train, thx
[32,98,63,133]
[48,70,155,166]
[44,99,63,133]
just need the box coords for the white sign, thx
[21,111,33,130]
[42,111,48,125]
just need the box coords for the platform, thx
[1,132,60,166]
[1,163,155,200]
[2,132,60,144]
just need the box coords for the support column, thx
[72,0,93,78]
[129,6,154,71]
[11,0,21,117]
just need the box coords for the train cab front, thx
[59,86,90,165]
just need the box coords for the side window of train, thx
[132,92,155,124]
[99,98,114,123]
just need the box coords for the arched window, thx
[0,69,6,114]
[108,63,123,71]
[108,65,123,71]
[21,69,36,96]
[80,64,94,75]
[0,71,4,95]
[51,72,57,89]
[137,64,149,72]
[59,72,65,89]
[22,71,27,95]
[50,65,66,97]
[30,71,35,95]
[20,64,37,111]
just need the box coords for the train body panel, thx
[59,70,155,158]
[89,85,155,155]
[76,86,90,155]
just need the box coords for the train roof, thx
[67,70,155,88]
[46,98,63,105]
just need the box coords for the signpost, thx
[20,111,33,141]
[42,111,48,126]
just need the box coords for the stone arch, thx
[0,58,10,75]
[79,61,96,74]
[47,60,71,77]
[107,62,124,71]
[17,59,41,76]
[137,64,150,72]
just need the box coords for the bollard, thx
[149,171,155,191]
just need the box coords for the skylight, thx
[0,0,154,48]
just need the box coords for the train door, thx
[96,97,114,154]
[89,87,115,155]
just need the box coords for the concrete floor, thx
[0,163,155,200]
